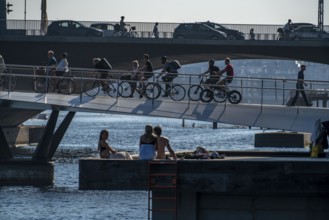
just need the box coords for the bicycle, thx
[0,73,16,91]
[143,77,186,101]
[119,78,146,98]
[83,77,120,97]
[113,25,139,38]
[32,69,76,95]
[188,74,210,101]
[200,80,242,104]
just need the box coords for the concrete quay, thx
[0,159,54,186]
[80,152,329,220]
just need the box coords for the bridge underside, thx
[0,37,328,70]
[1,91,328,133]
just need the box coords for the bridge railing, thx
[2,19,329,40]
[1,64,329,108]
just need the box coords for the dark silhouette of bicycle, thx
[200,82,242,104]
[33,70,75,94]
[119,79,146,98]
[83,78,120,97]
[188,74,209,101]
[0,74,16,91]
[113,25,139,38]
[143,77,186,101]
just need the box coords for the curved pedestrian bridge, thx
[1,65,329,133]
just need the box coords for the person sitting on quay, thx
[98,129,132,159]
[154,125,177,160]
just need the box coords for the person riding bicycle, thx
[217,57,234,90]
[46,50,57,75]
[138,54,154,97]
[119,16,127,33]
[93,57,112,91]
[201,59,220,95]
[0,54,6,74]
[55,52,68,77]
[283,19,293,39]
[157,56,181,97]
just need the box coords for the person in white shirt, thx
[55,52,68,76]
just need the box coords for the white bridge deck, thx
[1,90,328,133]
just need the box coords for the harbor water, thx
[0,112,309,220]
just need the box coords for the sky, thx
[6,0,329,25]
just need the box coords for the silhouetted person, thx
[152,22,159,38]
[290,65,312,106]
[250,28,255,40]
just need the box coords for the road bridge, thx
[0,36,328,71]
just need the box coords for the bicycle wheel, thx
[170,84,186,101]
[200,89,213,102]
[32,77,48,93]
[108,81,120,97]
[84,80,100,97]
[59,79,76,95]
[2,75,16,91]
[144,82,161,99]
[188,85,203,101]
[118,81,132,98]
[213,89,228,103]
[228,90,242,104]
[132,32,139,38]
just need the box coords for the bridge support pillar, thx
[32,110,75,161]
[0,126,13,160]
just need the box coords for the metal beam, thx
[318,0,324,31]
[32,109,59,161]
[0,126,13,160]
[47,111,75,159]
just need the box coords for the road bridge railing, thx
[3,19,329,40]
[1,64,329,109]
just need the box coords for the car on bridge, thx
[47,20,104,37]
[199,21,244,40]
[289,26,329,41]
[173,23,227,40]
[90,22,119,37]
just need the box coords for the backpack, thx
[169,60,181,70]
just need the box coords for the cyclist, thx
[201,59,220,96]
[217,57,234,91]
[55,52,68,76]
[0,54,5,74]
[157,56,181,97]
[93,57,112,92]
[138,54,154,97]
[119,16,127,33]
[46,50,57,75]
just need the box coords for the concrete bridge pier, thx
[0,109,75,186]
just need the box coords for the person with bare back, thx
[154,125,177,160]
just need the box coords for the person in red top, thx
[217,57,234,88]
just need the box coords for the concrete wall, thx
[0,159,54,186]
[80,157,329,219]
[254,132,311,148]
[2,125,45,147]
